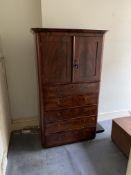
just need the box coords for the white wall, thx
[1,0,131,120]
[0,57,11,175]
[126,150,131,175]
[41,0,131,115]
[0,0,42,119]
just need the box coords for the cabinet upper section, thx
[32,28,106,84]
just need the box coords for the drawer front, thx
[44,94,98,111]
[45,127,96,147]
[45,116,96,135]
[45,105,97,124]
[44,82,99,99]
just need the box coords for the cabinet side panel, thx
[35,34,45,145]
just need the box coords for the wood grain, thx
[45,127,96,147]
[44,82,99,98]
[45,115,96,135]
[32,28,106,147]
[112,117,131,157]
[44,105,97,124]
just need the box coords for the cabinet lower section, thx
[41,104,98,147]
[40,82,99,147]
[45,115,96,135]
[44,105,97,124]
[43,127,96,148]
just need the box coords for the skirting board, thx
[11,110,130,131]
[11,117,39,131]
[98,109,130,122]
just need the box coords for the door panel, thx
[73,36,102,82]
[40,34,72,84]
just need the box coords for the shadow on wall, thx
[0,36,3,56]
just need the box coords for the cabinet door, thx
[40,34,72,84]
[73,36,103,82]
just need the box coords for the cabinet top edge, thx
[31,28,107,34]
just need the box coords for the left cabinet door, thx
[39,34,72,84]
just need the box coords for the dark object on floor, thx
[13,127,40,134]
[111,116,131,157]
[32,28,107,148]
[96,123,105,133]
[6,120,128,175]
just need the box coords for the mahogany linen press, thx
[32,28,106,147]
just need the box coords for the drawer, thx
[44,82,99,99]
[45,115,96,135]
[45,105,97,124]
[44,94,98,111]
[45,127,96,147]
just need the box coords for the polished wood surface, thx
[45,115,96,135]
[44,82,99,98]
[44,94,98,111]
[45,105,97,124]
[32,28,107,34]
[40,35,72,84]
[32,28,106,147]
[73,37,102,83]
[112,117,131,157]
[45,127,96,147]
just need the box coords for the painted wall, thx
[0,0,42,119]
[126,150,131,175]
[1,0,131,120]
[0,57,11,175]
[41,0,131,115]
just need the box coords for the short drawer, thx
[44,94,98,111]
[45,115,96,135]
[45,127,96,147]
[45,105,97,123]
[44,82,99,98]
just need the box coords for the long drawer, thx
[45,105,97,124]
[44,94,98,111]
[45,127,96,147]
[44,82,99,98]
[45,115,96,135]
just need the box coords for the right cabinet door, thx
[73,36,103,83]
